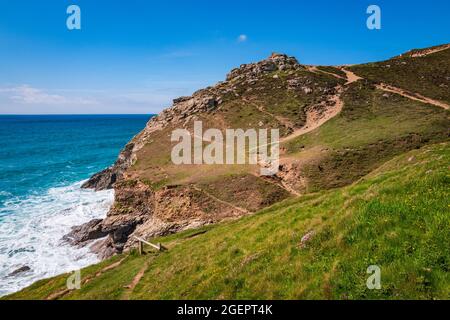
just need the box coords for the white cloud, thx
[0,83,201,114]
[237,34,248,43]
[0,85,97,105]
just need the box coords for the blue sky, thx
[0,0,449,114]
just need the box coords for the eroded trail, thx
[280,85,344,143]
[282,65,368,141]
[376,83,450,110]
[122,262,149,299]
[276,64,449,195]
[306,65,346,80]
[339,67,450,110]
[46,256,128,300]
[339,68,363,85]
[279,179,301,196]
[279,66,363,144]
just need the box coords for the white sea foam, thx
[0,181,113,297]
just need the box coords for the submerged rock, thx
[8,266,31,277]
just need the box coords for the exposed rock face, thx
[277,162,308,192]
[81,142,136,191]
[226,53,300,81]
[74,180,245,257]
[73,53,327,258]
[63,219,107,245]
[81,168,116,191]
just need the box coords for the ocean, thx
[0,114,151,296]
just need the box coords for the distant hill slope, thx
[5,142,449,300]
[63,45,449,259]
[349,43,450,104]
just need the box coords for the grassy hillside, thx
[283,80,449,192]
[73,48,449,264]
[349,45,450,104]
[6,142,449,300]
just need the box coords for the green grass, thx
[6,142,449,300]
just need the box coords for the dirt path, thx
[376,83,449,110]
[280,86,344,143]
[279,180,301,196]
[243,88,344,146]
[339,68,363,85]
[274,65,364,143]
[193,186,251,215]
[46,256,128,300]
[305,65,319,74]
[247,66,359,147]
[122,262,149,299]
[307,65,362,86]
[339,67,449,110]
[306,65,346,80]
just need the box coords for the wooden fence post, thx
[138,240,143,255]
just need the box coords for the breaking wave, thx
[0,181,113,297]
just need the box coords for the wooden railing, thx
[132,236,167,255]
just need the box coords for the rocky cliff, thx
[67,47,450,258]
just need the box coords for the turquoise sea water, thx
[0,115,150,296]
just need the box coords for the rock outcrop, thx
[81,142,136,191]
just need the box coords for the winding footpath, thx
[319,66,449,110]
[375,83,449,110]
[281,64,364,144]
[280,86,344,143]
[46,256,128,300]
